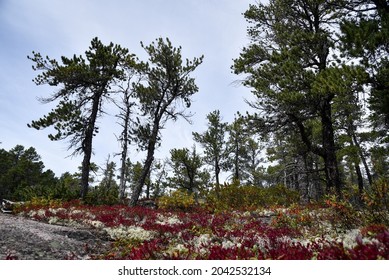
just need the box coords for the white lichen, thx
[222,240,235,249]
[192,233,212,249]
[104,225,157,241]
[48,217,59,224]
[48,208,66,215]
[85,220,105,229]
[155,214,182,225]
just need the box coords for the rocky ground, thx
[0,212,112,260]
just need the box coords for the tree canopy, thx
[19,2,388,205]
[128,38,203,206]
[28,38,132,199]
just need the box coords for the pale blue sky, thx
[0,0,256,177]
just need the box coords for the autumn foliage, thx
[13,181,389,260]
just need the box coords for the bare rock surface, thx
[0,212,111,260]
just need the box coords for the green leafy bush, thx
[323,194,362,230]
[264,184,301,206]
[14,183,80,202]
[13,196,64,214]
[158,189,196,211]
[319,179,389,229]
[361,179,389,225]
[205,183,300,212]
[84,186,120,205]
[271,204,320,233]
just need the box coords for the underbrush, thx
[10,180,389,260]
[204,183,300,212]
[14,199,389,260]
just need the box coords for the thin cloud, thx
[0,0,254,177]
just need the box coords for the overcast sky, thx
[0,0,257,178]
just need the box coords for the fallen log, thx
[1,199,24,214]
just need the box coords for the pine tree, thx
[129,38,203,206]
[232,0,361,197]
[28,38,130,199]
[193,110,227,195]
[169,146,205,194]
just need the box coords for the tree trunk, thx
[185,163,195,194]
[80,150,92,200]
[354,162,364,199]
[80,94,101,200]
[215,158,221,196]
[352,132,373,186]
[234,136,240,181]
[129,121,159,207]
[320,101,342,197]
[119,150,128,200]
[129,148,154,206]
[145,171,151,200]
[119,105,131,200]
[344,126,365,195]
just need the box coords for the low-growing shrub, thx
[158,189,196,211]
[360,224,388,238]
[361,179,389,225]
[205,183,300,212]
[12,196,64,214]
[265,184,301,206]
[323,195,362,230]
[12,196,389,260]
[24,196,63,208]
[205,182,262,212]
[271,208,307,231]
[14,181,79,202]
[84,186,120,205]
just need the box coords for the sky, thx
[0,0,257,178]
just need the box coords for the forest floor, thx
[1,201,388,260]
[0,212,112,260]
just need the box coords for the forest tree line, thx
[1,0,388,206]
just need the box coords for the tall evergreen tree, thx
[99,156,118,192]
[225,114,250,182]
[193,110,227,194]
[232,0,365,197]
[0,145,57,200]
[339,0,389,131]
[129,38,203,206]
[113,57,140,200]
[339,0,389,180]
[169,146,204,194]
[28,38,130,199]
[244,138,264,187]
